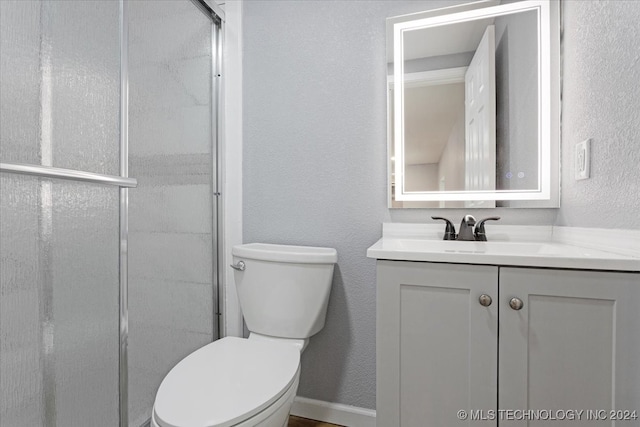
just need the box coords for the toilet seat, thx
[153,337,300,427]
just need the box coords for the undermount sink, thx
[367,224,640,271]
[394,239,611,258]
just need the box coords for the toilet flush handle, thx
[230,261,246,271]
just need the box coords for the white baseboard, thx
[290,397,376,427]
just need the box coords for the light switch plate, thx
[575,139,591,180]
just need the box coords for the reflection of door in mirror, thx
[393,19,501,208]
[389,70,468,208]
[464,25,496,208]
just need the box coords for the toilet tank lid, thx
[233,243,337,264]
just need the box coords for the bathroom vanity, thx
[368,224,640,427]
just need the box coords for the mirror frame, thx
[390,0,560,205]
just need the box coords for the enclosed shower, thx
[0,0,222,425]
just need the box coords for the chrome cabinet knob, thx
[230,261,245,271]
[509,297,524,311]
[478,294,492,307]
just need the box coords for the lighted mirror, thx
[388,0,560,208]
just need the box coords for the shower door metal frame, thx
[207,2,224,343]
[119,0,130,425]
[189,0,225,340]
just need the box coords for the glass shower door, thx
[0,1,220,426]
[127,1,218,424]
[0,0,123,425]
[0,176,121,426]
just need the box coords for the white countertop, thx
[367,224,640,272]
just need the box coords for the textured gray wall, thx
[243,0,556,410]
[242,0,640,410]
[559,0,640,229]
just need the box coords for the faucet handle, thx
[431,216,457,240]
[474,217,501,241]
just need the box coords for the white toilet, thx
[151,243,338,427]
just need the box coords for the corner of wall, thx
[221,0,243,338]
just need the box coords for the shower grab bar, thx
[0,162,137,188]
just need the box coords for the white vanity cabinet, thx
[376,260,640,427]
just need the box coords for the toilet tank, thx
[232,243,337,339]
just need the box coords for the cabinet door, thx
[377,261,499,427]
[499,268,640,427]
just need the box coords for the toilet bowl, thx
[151,337,300,427]
[151,243,337,427]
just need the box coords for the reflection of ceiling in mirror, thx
[403,83,464,165]
[401,17,495,61]
[385,0,503,63]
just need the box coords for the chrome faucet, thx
[457,215,476,241]
[432,215,501,241]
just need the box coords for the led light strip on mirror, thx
[391,0,559,203]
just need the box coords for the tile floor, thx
[288,415,343,427]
